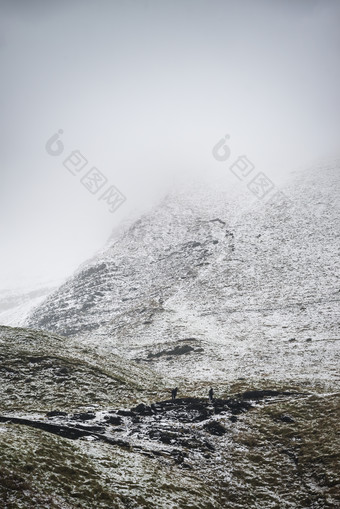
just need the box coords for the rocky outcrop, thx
[1,392,303,469]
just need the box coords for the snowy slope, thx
[26,160,340,388]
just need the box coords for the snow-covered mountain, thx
[26,160,340,388]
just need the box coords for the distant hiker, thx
[171,387,178,401]
[208,387,214,403]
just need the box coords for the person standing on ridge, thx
[208,387,214,403]
[171,387,178,401]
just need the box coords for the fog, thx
[1,0,339,290]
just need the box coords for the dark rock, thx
[242,390,294,400]
[46,411,68,418]
[56,367,68,376]
[27,356,44,363]
[171,451,185,464]
[226,399,252,414]
[71,412,96,421]
[147,344,195,359]
[104,415,123,426]
[181,463,193,469]
[149,429,177,444]
[181,437,205,449]
[157,398,213,423]
[203,420,227,436]
[214,406,225,415]
[306,338,312,342]
[0,416,96,440]
[289,338,296,342]
[279,415,295,423]
[204,441,215,452]
[132,403,153,415]
[229,415,237,423]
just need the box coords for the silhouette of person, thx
[208,387,214,402]
[172,387,178,401]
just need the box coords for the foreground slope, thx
[1,327,339,508]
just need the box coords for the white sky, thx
[1,0,339,289]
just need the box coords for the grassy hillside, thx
[0,326,339,508]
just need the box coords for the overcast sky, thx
[1,0,339,289]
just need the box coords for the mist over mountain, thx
[26,160,340,386]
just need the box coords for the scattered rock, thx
[104,415,123,425]
[170,450,186,464]
[57,367,69,375]
[279,415,295,423]
[1,390,302,475]
[149,429,177,444]
[203,420,226,436]
[132,403,153,415]
[181,463,193,469]
[46,410,68,418]
[242,390,295,400]
[71,412,96,421]
[27,356,44,363]
[225,399,252,414]
[147,344,195,359]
